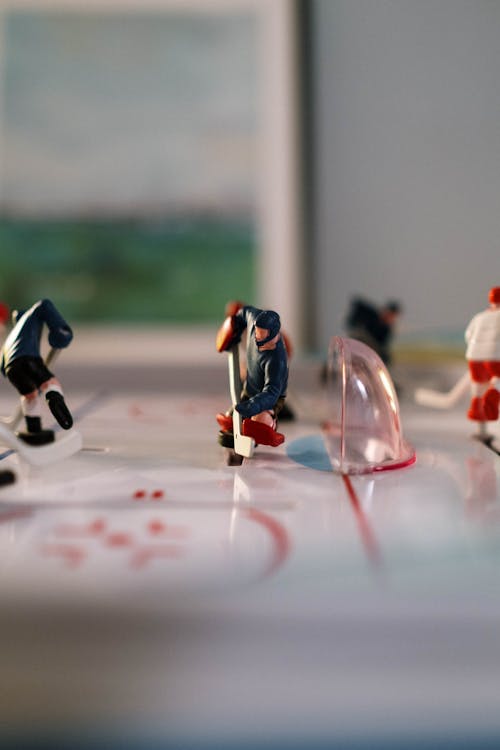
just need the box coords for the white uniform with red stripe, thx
[465,308,500,361]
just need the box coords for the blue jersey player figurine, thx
[1,299,74,445]
[345,297,402,367]
[216,305,288,448]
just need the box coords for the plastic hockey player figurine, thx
[216,305,289,461]
[465,286,500,424]
[415,286,500,451]
[320,296,402,386]
[344,297,402,367]
[223,299,295,421]
[1,299,74,445]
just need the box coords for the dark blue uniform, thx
[1,299,73,394]
[234,306,288,419]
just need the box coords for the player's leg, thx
[40,377,73,429]
[5,358,56,443]
[482,362,500,420]
[8,357,73,430]
[21,391,43,434]
[6,358,44,434]
[467,362,490,420]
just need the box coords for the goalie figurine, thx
[1,299,74,445]
[216,305,288,450]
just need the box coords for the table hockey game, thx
[0,329,499,750]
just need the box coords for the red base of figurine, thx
[242,419,285,447]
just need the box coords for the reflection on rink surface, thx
[0,378,499,747]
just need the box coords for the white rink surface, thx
[0,337,499,747]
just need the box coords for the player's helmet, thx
[385,300,402,314]
[255,310,281,348]
[488,287,500,305]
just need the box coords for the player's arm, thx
[40,299,73,349]
[235,357,286,417]
[235,386,281,418]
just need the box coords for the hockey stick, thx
[414,371,469,409]
[0,421,82,466]
[228,343,255,458]
[1,347,60,428]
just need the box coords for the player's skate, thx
[46,391,73,429]
[0,421,82,466]
[17,415,55,446]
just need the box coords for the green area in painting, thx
[0,218,254,323]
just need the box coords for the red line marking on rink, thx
[243,507,291,578]
[0,508,34,524]
[132,489,166,501]
[89,518,107,534]
[54,518,107,538]
[148,519,166,535]
[147,519,189,538]
[128,403,165,424]
[130,544,184,570]
[41,543,87,569]
[341,474,382,568]
[128,404,145,419]
[179,402,199,415]
[106,531,133,547]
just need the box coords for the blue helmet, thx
[254,310,281,348]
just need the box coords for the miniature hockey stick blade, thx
[414,371,469,409]
[0,422,82,466]
[1,348,61,428]
[228,344,255,458]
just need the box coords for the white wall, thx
[312,0,500,351]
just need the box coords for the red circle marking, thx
[243,508,291,578]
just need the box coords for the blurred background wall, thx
[1,0,499,355]
[309,0,500,352]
